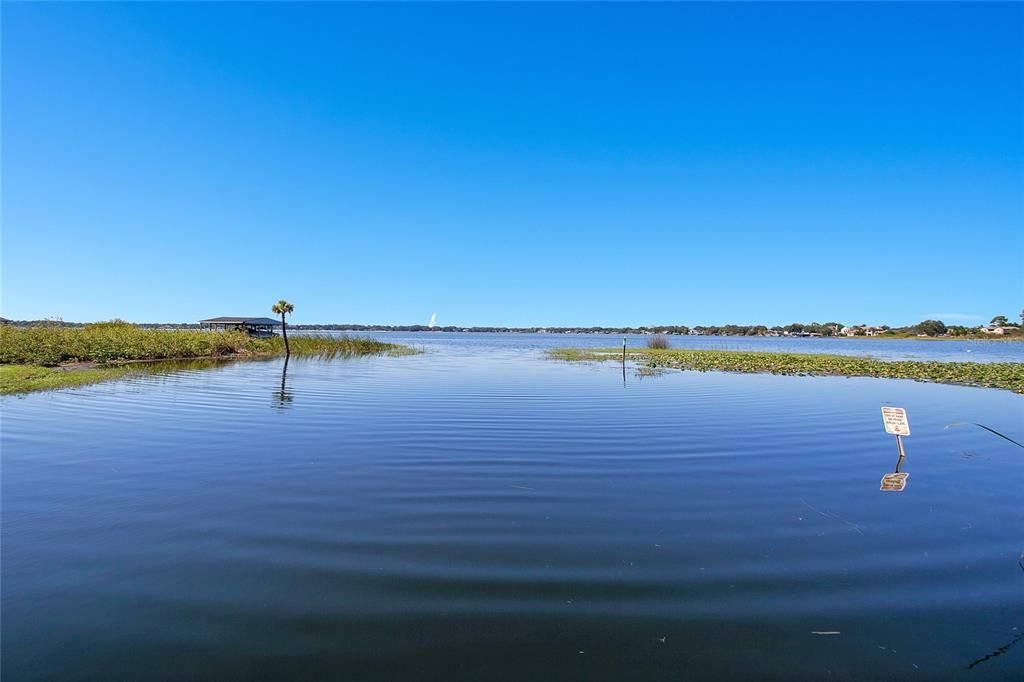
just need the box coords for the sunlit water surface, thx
[3,335,1022,680]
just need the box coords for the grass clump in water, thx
[549,347,1024,393]
[252,333,415,359]
[647,334,670,349]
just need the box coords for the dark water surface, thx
[3,336,1023,680]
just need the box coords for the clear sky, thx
[3,2,1022,327]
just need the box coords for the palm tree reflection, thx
[274,357,293,408]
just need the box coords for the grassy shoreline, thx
[549,347,1024,393]
[1,364,139,394]
[0,323,415,395]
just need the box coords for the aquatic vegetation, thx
[549,347,1024,393]
[259,333,417,359]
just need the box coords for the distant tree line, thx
[4,313,1021,338]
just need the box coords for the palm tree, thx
[272,299,294,356]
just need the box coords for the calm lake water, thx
[3,334,1023,680]
[332,331,1024,363]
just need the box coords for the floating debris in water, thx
[966,629,1024,670]
[945,422,1024,449]
[800,499,865,536]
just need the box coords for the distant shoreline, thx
[266,329,1024,342]
[4,321,1022,341]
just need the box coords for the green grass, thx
[0,322,413,365]
[266,334,416,358]
[0,364,137,394]
[0,322,416,395]
[549,347,1024,393]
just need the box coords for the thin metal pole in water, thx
[895,434,906,460]
[622,336,627,365]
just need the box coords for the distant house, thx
[840,325,882,337]
[198,316,281,338]
[982,325,1007,335]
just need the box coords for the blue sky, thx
[3,2,1021,327]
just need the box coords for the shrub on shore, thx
[0,322,408,366]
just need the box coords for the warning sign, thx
[880,472,909,492]
[881,407,910,436]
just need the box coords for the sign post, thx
[880,407,910,492]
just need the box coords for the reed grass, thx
[268,334,413,358]
[647,334,670,349]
